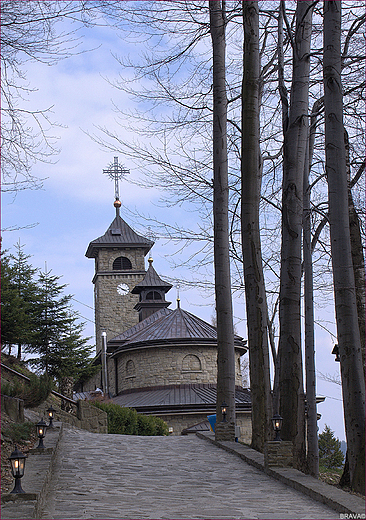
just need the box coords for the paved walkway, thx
[39,429,340,520]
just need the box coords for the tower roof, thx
[85,214,154,258]
[132,259,173,294]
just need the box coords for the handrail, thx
[1,363,77,406]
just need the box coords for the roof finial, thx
[103,156,130,215]
[177,285,181,309]
[148,256,153,265]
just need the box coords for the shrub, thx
[1,373,53,408]
[2,422,34,443]
[91,401,168,436]
[137,414,157,436]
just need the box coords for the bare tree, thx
[241,0,272,452]
[303,117,319,477]
[323,0,365,493]
[277,0,314,471]
[0,0,96,194]
[209,0,236,440]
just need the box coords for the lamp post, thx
[271,413,283,441]
[47,405,55,428]
[36,418,47,448]
[8,446,27,494]
[221,401,228,422]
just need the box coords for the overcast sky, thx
[1,9,344,441]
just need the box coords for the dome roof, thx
[108,306,246,355]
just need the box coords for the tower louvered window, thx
[146,291,162,300]
[113,256,132,270]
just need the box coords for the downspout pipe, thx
[101,331,109,396]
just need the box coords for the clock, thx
[117,283,129,296]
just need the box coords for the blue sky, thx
[1,11,344,441]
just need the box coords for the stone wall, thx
[77,400,108,433]
[110,345,243,393]
[34,398,108,434]
[80,367,102,393]
[92,247,147,352]
[264,441,293,468]
[154,411,252,444]
[97,248,146,272]
[1,395,24,423]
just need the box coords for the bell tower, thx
[85,158,153,353]
[132,257,172,321]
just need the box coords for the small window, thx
[146,291,162,300]
[126,360,135,377]
[182,354,202,372]
[113,256,132,270]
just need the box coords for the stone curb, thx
[1,422,64,519]
[196,431,365,516]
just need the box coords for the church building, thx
[81,159,251,440]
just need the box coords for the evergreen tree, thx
[318,425,344,470]
[25,267,96,386]
[0,243,39,358]
[1,252,20,353]
[46,317,97,386]
[11,241,40,359]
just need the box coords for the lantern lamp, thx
[221,401,228,422]
[36,418,47,449]
[47,405,55,428]
[332,344,340,362]
[8,446,27,493]
[271,413,283,441]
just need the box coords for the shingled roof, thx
[108,306,246,354]
[85,214,153,258]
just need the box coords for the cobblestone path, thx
[40,429,339,519]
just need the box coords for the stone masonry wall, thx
[112,345,243,391]
[93,246,147,352]
[81,368,102,393]
[34,398,108,434]
[154,411,252,444]
[97,248,146,272]
[1,395,24,423]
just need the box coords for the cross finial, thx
[103,157,130,215]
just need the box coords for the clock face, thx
[117,283,129,296]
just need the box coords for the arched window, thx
[182,354,202,372]
[146,291,162,300]
[126,360,136,377]
[113,256,132,270]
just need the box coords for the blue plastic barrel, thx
[207,414,216,432]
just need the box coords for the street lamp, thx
[8,446,27,494]
[332,344,340,362]
[271,413,283,441]
[221,402,228,422]
[47,405,55,428]
[36,418,47,448]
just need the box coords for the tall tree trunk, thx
[303,131,319,478]
[345,132,365,377]
[323,1,365,493]
[241,0,272,452]
[209,0,236,438]
[277,0,313,471]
